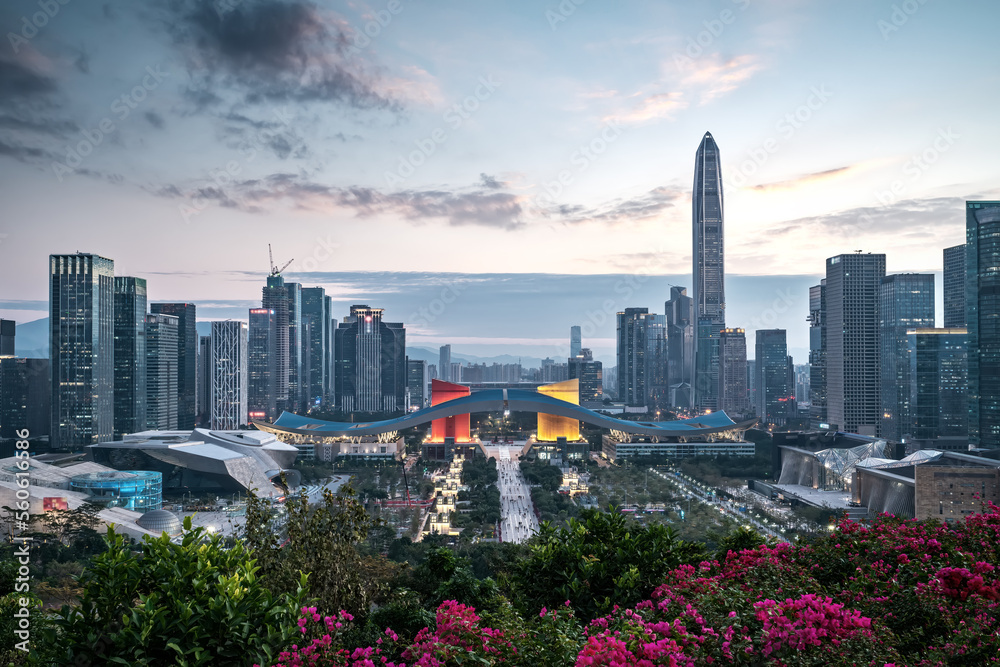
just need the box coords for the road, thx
[493,445,539,543]
[651,469,787,542]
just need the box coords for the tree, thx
[40,518,306,666]
[513,508,707,621]
[243,485,401,617]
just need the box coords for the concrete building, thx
[210,321,248,430]
[825,252,886,435]
[719,328,748,416]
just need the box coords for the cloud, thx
[0,56,56,99]
[681,54,762,104]
[605,92,687,125]
[750,165,855,192]
[163,0,402,111]
[144,111,166,129]
[554,185,686,225]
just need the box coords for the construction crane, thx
[268,244,293,277]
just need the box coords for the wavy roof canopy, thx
[256,388,751,438]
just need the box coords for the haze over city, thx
[3,0,999,363]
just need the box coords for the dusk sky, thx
[2,0,998,364]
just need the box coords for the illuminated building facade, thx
[113,277,147,439]
[429,379,471,442]
[537,378,580,442]
[248,308,279,422]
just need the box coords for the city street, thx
[494,445,539,543]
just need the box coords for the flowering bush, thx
[264,505,1000,666]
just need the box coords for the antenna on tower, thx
[268,244,293,277]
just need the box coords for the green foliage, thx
[514,508,707,621]
[713,524,768,561]
[39,517,306,666]
[243,485,400,616]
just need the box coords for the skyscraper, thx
[113,277,147,439]
[261,275,290,412]
[301,287,329,408]
[692,132,725,411]
[197,335,211,426]
[719,328,748,416]
[967,201,1000,448]
[210,321,248,430]
[825,252,886,435]
[285,282,303,411]
[570,326,582,358]
[149,303,197,429]
[439,344,452,383]
[406,358,428,409]
[0,320,14,356]
[908,328,968,448]
[568,348,603,405]
[49,253,115,447]
[0,357,49,445]
[665,286,695,409]
[943,244,966,328]
[645,314,668,412]
[879,273,935,441]
[755,329,790,428]
[334,305,407,413]
[617,308,649,407]
[145,313,179,430]
[248,308,278,422]
[808,281,827,426]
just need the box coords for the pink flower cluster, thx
[753,594,873,657]
[402,600,516,666]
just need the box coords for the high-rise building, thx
[879,273,935,441]
[755,329,790,428]
[285,282,303,411]
[943,244,966,328]
[49,253,115,448]
[328,310,337,402]
[908,328,967,448]
[210,321,248,430]
[747,359,756,413]
[197,335,211,426]
[406,358,428,409]
[439,344,452,383]
[645,314,669,412]
[0,357,49,446]
[0,319,14,356]
[719,328,748,416]
[149,303,197,429]
[665,286,695,409]
[693,132,726,411]
[248,308,278,422]
[808,281,827,427]
[145,313,179,430]
[617,308,649,407]
[334,305,406,413]
[568,348,603,405]
[570,326,582,358]
[825,252,886,435]
[967,201,1000,448]
[113,277,147,439]
[301,287,330,408]
[261,275,290,412]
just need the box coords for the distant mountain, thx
[406,346,544,368]
[14,317,48,358]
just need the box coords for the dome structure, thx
[136,509,182,536]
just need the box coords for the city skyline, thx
[2,1,996,351]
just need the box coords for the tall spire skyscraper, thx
[692,132,725,411]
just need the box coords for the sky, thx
[1,0,998,365]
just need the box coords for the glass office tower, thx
[113,277,146,439]
[967,201,1000,447]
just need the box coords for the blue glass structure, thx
[69,470,162,513]
[967,201,1000,447]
